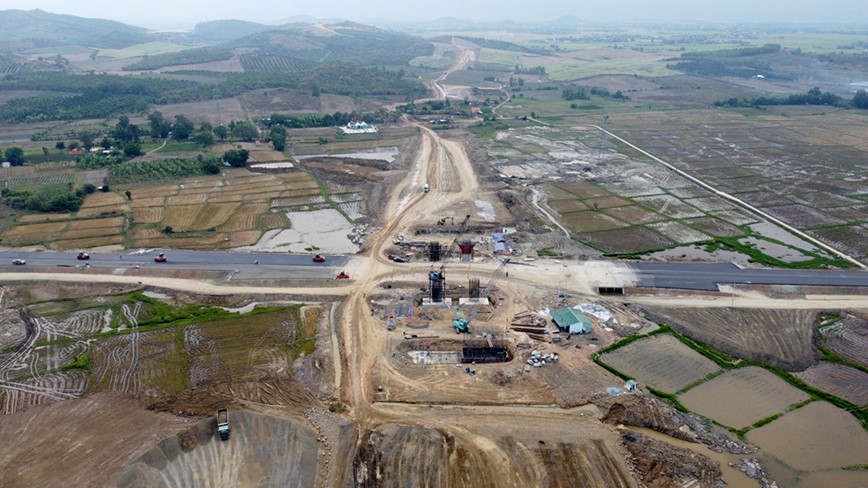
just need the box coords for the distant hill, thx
[189,19,274,44]
[0,9,149,50]
[125,21,433,71]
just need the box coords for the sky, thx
[2,0,867,30]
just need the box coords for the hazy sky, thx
[3,0,867,30]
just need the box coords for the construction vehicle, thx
[452,258,510,333]
[77,252,90,260]
[336,271,350,279]
[216,408,230,441]
[423,183,429,193]
[154,252,167,263]
[312,254,325,262]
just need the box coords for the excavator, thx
[452,258,510,333]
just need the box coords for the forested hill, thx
[0,9,149,50]
[126,22,433,71]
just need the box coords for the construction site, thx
[1,39,867,488]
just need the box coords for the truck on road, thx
[217,408,230,441]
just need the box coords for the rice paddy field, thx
[0,166,363,250]
[678,367,810,430]
[598,334,721,393]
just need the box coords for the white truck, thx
[217,408,230,441]
[423,183,429,193]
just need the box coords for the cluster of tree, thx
[75,152,127,169]
[108,156,222,185]
[262,109,395,129]
[1,183,92,213]
[0,66,425,123]
[508,77,525,88]
[588,87,629,100]
[269,125,287,151]
[222,149,249,167]
[122,47,234,71]
[667,58,788,79]
[0,72,205,123]
[714,87,847,108]
[561,87,590,101]
[2,147,25,165]
[681,44,782,59]
[514,65,546,75]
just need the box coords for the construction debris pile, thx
[525,349,559,371]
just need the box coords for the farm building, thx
[550,308,592,334]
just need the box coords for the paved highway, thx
[630,262,868,291]
[0,250,351,281]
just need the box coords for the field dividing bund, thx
[746,401,868,471]
[678,367,810,429]
[598,334,721,393]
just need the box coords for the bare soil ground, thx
[641,307,820,371]
[0,392,195,488]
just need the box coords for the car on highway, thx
[77,252,90,260]
[154,252,167,263]
[12,259,25,265]
[312,254,325,263]
[388,255,409,263]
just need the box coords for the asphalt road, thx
[0,250,351,281]
[630,262,868,291]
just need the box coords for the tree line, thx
[714,87,864,109]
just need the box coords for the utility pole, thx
[597,114,609,164]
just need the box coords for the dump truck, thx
[216,408,230,441]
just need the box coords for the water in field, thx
[298,147,399,162]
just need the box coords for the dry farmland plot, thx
[582,227,672,254]
[222,203,269,231]
[91,329,188,398]
[133,207,164,224]
[683,217,745,237]
[52,235,124,249]
[599,334,721,393]
[795,362,868,407]
[2,221,67,238]
[633,195,704,219]
[76,204,129,218]
[167,193,208,206]
[59,226,123,240]
[642,307,819,370]
[747,401,868,471]
[191,203,241,230]
[130,196,165,208]
[81,192,127,207]
[130,185,178,199]
[562,211,628,232]
[17,214,72,223]
[161,204,203,231]
[228,230,263,247]
[821,321,868,368]
[679,367,809,429]
[549,199,590,213]
[66,217,124,229]
[554,182,610,199]
[648,221,710,244]
[602,205,665,224]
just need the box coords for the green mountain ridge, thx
[0,9,149,50]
